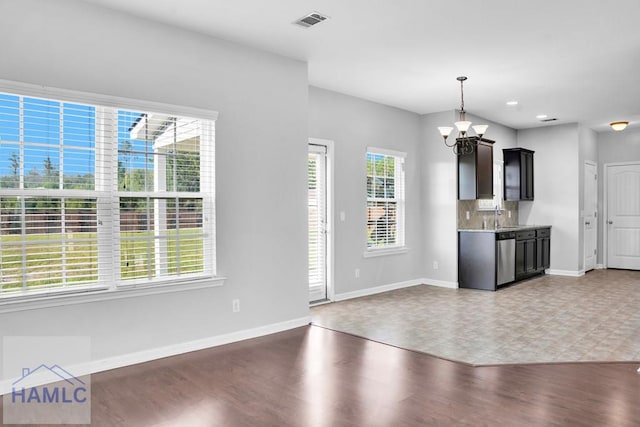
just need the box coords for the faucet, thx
[494,205,502,229]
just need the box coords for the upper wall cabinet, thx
[458,137,494,200]
[503,148,534,201]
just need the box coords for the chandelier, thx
[437,76,489,155]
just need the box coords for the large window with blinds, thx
[366,148,405,251]
[0,87,215,298]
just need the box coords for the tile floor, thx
[311,269,640,365]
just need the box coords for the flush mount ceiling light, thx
[437,76,488,155]
[610,121,629,131]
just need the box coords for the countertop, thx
[458,225,552,233]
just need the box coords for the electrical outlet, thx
[355,268,360,279]
[340,211,346,221]
[433,261,439,270]
[232,299,240,313]
[466,211,470,220]
[508,210,512,218]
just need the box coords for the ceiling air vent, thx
[293,12,329,28]
[540,118,557,122]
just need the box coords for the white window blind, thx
[366,148,405,250]
[308,144,327,300]
[0,88,215,297]
[115,112,212,282]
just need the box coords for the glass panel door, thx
[308,144,327,302]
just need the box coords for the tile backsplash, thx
[457,200,519,229]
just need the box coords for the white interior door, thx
[308,144,327,302]
[607,163,640,270]
[584,162,597,271]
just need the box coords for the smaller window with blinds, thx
[366,148,405,250]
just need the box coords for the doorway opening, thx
[584,161,597,272]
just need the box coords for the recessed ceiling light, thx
[506,101,518,106]
[536,114,548,119]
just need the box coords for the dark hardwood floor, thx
[3,325,640,426]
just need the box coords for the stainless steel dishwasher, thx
[496,231,516,285]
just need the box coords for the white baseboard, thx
[596,264,605,269]
[1,316,310,395]
[334,279,424,301]
[333,277,459,302]
[546,269,585,277]
[422,278,459,289]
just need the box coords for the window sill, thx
[363,247,409,258]
[0,276,226,314]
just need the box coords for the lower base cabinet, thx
[458,232,498,291]
[459,227,551,291]
[536,229,551,271]
[515,231,536,280]
[516,228,550,280]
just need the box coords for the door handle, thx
[585,221,590,225]
[608,220,613,225]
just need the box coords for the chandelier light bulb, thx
[438,126,454,138]
[455,120,472,133]
[472,124,488,137]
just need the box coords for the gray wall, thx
[308,86,424,294]
[0,0,309,361]
[518,124,581,273]
[596,127,640,264]
[420,111,458,284]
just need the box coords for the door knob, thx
[608,220,613,224]
[585,221,590,225]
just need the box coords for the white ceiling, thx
[83,0,640,131]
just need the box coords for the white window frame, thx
[0,79,224,312]
[364,147,407,257]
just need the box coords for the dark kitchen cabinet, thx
[503,148,534,201]
[536,228,551,271]
[458,137,494,200]
[458,231,498,291]
[515,230,537,279]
